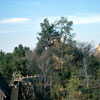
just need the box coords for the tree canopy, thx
[0,17,100,100]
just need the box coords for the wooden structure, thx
[0,73,10,100]
[10,73,38,100]
[11,87,19,100]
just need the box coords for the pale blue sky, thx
[0,0,100,52]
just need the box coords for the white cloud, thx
[29,14,100,31]
[68,15,100,25]
[37,14,100,25]
[0,30,17,34]
[1,14,100,34]
[0,18,30,24]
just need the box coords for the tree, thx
[13,45,28,76]
[36,18,58,55]
[0,51,13,82]
[35,17,75,100]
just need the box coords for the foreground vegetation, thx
[0,17,100,100]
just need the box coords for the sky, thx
[0,0,100,53]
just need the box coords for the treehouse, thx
[10,72,39,100]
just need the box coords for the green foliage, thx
[87,55,100,79]
[0,51,13,82]
[0,17,100,100]
[13,44,27,76]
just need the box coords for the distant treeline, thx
[0,17,100,100]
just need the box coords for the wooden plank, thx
[11,87,19,100]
